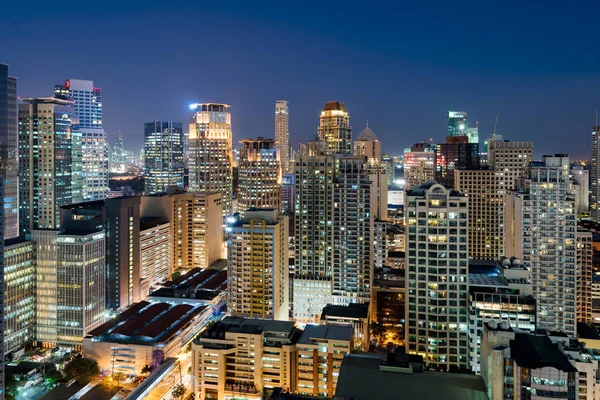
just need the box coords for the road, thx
[143,354,192,400]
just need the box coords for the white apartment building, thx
[140,218,172,295]
[405,182,470,370]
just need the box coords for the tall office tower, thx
[487,135,533,191]
[115,135,124,161]
[18,98,74,236]
[33,229,59,347]
[71,130,84,203]
[56,228,105,346]
[189,103,233,216]
[405,182,469,370]
[353,123,382,163]
[140,217,172,294]
[505,155,577,334]
[577,229,593,323]
[435,136,479,187]
[0,64,19,240]
[447,110,467,137]
[403,143,436,190]
[332,157,374,306]
[4,238,36,355]
[61,197,141,311]
[455,169,504,259]
[141,189,223,272]
[281,173,295,215]
[227,209,289,320]
[54,79,108,201]
[381,154,395,185]
[367,163,388,221]
[144,121,184,194]
[275,100,290,174]
[591,125,600,222]
[238,137,282,213]
[570,166,589,213]
[318,101,352,155]
[293,139,336,323]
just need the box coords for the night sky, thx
[1,0,599,159]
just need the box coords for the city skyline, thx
[1,2,599,158]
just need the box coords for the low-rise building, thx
[192,317,300,399]
[296,325,352,398]
[320,303,370,350]
[481,322,598,400]
[84,300,212,375]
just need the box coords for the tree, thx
[171,271,181,281]
[172,383,186,399]
[5,373,18,398]
[141,364,153,375]
[45,369,64,388]
[64,358,100,384]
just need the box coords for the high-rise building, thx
[505,155,577,334]
[0,64,19,239]
[487,135,533,191]
[591,124,600,222]
[293,140,336,323]
[144,121,184,194]
[54,79,108,201]
[189,103,233,216]
[403,143,436,190]
[237,137,282,213]
[281,173,295,216]
[61,197,141,311]
[332,157,374,306]
[227,209,289,320]
[577,229,593,323]
[140,217,171,295]
[4,238,36,355]
[293,139,374,322]
[141,189,223,272]
[405,182,469,370]
[435,136,479,188]
[275,100,290,174]
[353,123,382,163]
[454,169,504,260]
[318,101,352,155]
[56,228,105,346]
[19,98,74,236]
[447,110,467,138]
[33,229,59,347]
[570,166,589,214]
[0,178,4,395]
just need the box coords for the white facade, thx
[140,221,172,295]
[405,182,470,370]
[505,155,577,335]
[275,100,290,174]
[570,167,590,213]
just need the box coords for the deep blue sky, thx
[1,0,599,158]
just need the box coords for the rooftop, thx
[323,101,346,112]
[510,333,576,372]
[199,317,296,341]
[298,325,353,345]
[321,303,369,320]
[355,123,379,141]
[334,354,488,400]
[87,301,206,345]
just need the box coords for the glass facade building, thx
[143,121,184,194]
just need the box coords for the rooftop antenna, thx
[492,112,500,136]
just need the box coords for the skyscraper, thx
[591,124,600,222]
[227,209,289,320]
[353,123,382,163]
[435,136,479,188]
[54,79,108,201]
[238,137,282,213]
[144,121,184,194]
[0,178,4,397]
[189,103,233,216]
[19,98,74,235]
[405,182,470,370]
[505,155,577,334]
[0,64,18,239]
[448,110,478,145]
[487,135,533,191]
[318,101,352,155]
[577,229,593,323]
[275,100,290,174]
[403,142,436,190]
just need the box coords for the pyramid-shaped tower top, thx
[356,122,379,141]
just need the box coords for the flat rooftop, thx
[511,333,576,372]
[87,301,206,345]
[335,354,488,400]
[321,303,369,320]
[199,316,296,341]
[298,325,353,345]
